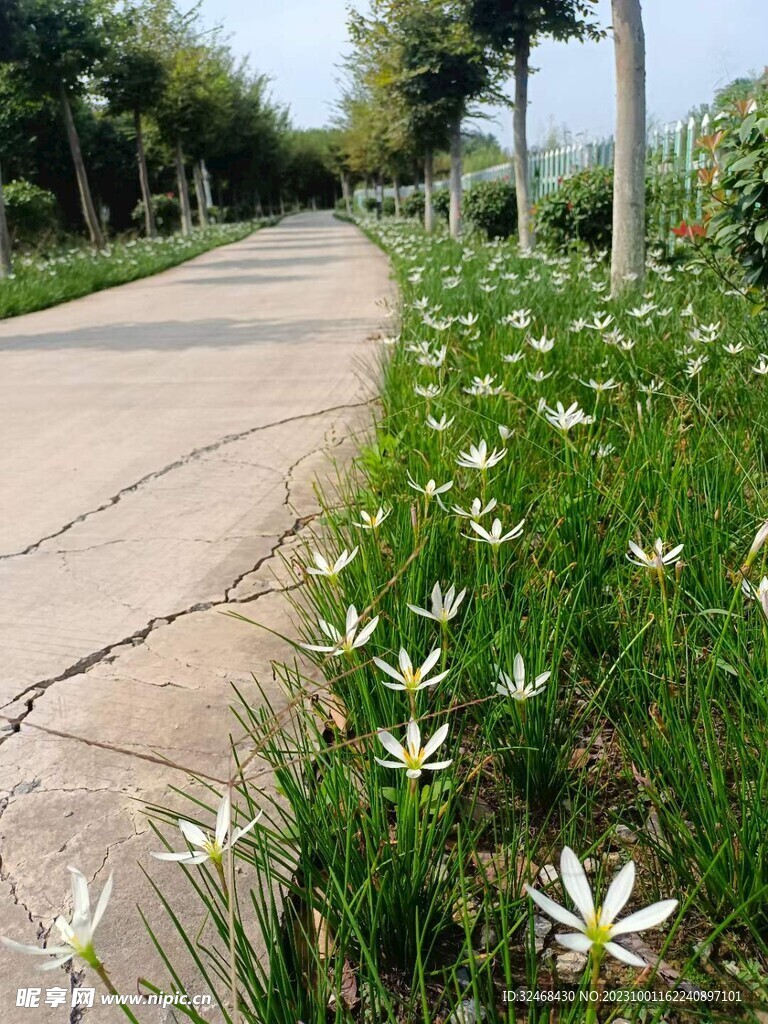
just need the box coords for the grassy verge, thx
[30,218,767,1022]
[0,218,279,319]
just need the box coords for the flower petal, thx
[90,872,113,935]
[604,941,647,967]
[610,899,678,937]
[179,819,208,849]
[377,730,406,761]
[524,884,585,931]
[600,860,635,926]
[560,847,595,922]
[215,793,231,847]
[422,722,449,759]
[555,932,593,954]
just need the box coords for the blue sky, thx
[199,0,768,146]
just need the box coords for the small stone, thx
[447,999,487,1024]
[539,863,558,884]
[455,967,471,991]
[615,824,638,844]
[534,915,552,938]
[555,949,588,982]
[582,857,597,874]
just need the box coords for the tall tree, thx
[11,0,110,248]
[469,0,602,250]
[100,9,167,238]
[610,0,646,295]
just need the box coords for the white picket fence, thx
[355,113,714,235]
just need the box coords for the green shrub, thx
[403,190,425,219]
[131,193,181,235]
[463,179,517,238]
[706,102,768,291]
[3,179,58,245]
[432,188,450,218]
[382,196,396,216]
[361,196,378,213]
[534,166,614,250]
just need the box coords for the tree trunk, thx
[175,139,193,235]
[340,171,352,215]
[393,177,401,217]
[192,161,209,227]
[611,0,646,295]
[449,110,463,239]
[134,109,156,238]
[60,84,105,249]
[424,149,435,234]
[0,161,12,278]
[513,34,533,250]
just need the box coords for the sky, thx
[198,0,768,147]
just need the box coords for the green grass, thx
[0,219,278,319]
[121,221,768,1022]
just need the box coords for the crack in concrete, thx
[0,399,371,564]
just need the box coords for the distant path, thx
[0,211,390,1020]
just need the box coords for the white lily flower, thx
[752,356,768,376]
[747,521,768,563]
[408,582,467,624]
[742,576,768,618]
[464,517,525,546]
[301,604,379,656]
[580,378,619,393]
[526,847,678,967]
[414,383,442,398]
[496,654,550,701]
[723,342,745,355]
[375,718,453,778]
[152,792,262,866]
[529,333,555,353]
[685,354,708,377]
[502,350,525,363]
[527,369,554,382]
[306,547,359,580]
[498,424,513,442]
[355,507,391,530]
[456,439,506,471]
[374,647,449,692]
[463,373,503,396]
[626,537,683,570]
[543,401,593,431]
[451,496,498,519]
[426,412,455,432]
[1,867,113,971]
[407,474,453,499]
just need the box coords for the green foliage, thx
[706,103,768,291]
[131,193,180,235]
[13,0,109,95]
[463,178,517,237]
[3,178,57,244]
[402,189,425,219]
[382,196,396,216]
[432,187,450,218]
[361,196,378,213]
[534,166,614,250]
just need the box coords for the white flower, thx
[407,474,453,499]
[1,867,113,971]
[747,521,768,562]
[498,424,513,442]
[752,356,768,376]
[543,401,593,431]
[152,792,262,866]
[723,343,744,355]
[374,648,449,692]
[375,718,453,778]
[527,369,554,383]
[456,439,506,471]
[426,413,455,432]
[355,507,390,530]
[529,332,555,353]
[526,847,678,967]
[464,517,525,546]
[306,547,359,580]
[742,576,768,618]
[496,654,550,701]
[464,374,503,396]
[589,313,614,331]
[501,308,532,329]
[502,351,525,363]
[626,537,683,570]
[408,582,467,624]
[301,604,379,655]
[581,378,619,393]
[414,383,442,398]
[685,354,708,377]
[451,496,497,519]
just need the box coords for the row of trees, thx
[0,0,341,276]
[336,0,647,295]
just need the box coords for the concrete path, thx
[0,212,390,1021]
